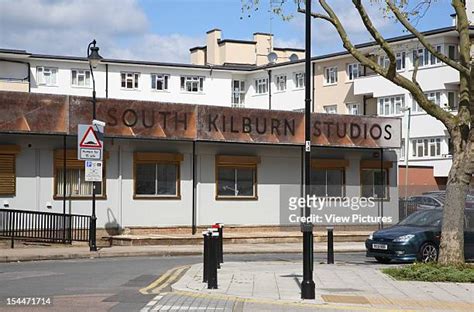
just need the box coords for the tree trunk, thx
[438,133,471,265]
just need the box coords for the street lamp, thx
[400,106,411,217]
[87,39,102,252]
[301,0,315,300]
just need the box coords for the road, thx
[0,252,375,312]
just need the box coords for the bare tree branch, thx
[297,8,333,24]
[352,0,396,78]
[412,54,420,87]
[316,0,455,129]
[386,0,470,76]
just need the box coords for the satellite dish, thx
[289,53,299,62]
[267,52,278,64]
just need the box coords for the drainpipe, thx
[105,63,109,98]
[311,62,315,112]
[268,69,272,110]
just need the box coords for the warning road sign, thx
[79,126,102,148]
[78,124,104,160]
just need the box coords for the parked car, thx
[408,195,444,210]
[366,208,474,263]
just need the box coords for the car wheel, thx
[375,256,391,264]
[418,242,438,263]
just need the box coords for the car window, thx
[465,212,474,231]
[399,209,442,227]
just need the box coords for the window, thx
[346,103,360,115]
[71,69,91,87]
[347,63,361,81]
[255,78,268,94]
[361,168,389,200]
[447,91,458,110]
[411,138,442,158]
[134,152,182,198]
[232,80,245,107]
[37,67,57,86]
[413,46,442,67]
[295,72,305,88]
[324,67,337,85]
[310,159,347,197]
[54,150,106,199]
[216,155,259,199]
[275,75,287,91]
[0,145,20,196]
[181,76,204,92]
[151,74,169,91]
[396,52,406,71]
[378,55,390,69]
[378,96,403,116]
[121,72,140,89]
[412,91,441,113]
[448,44,457,60]
[323,105,337,114]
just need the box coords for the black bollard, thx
[327,227,334,264]
[217,223,224,264]
[202,230,210,283]
[208,232,219,289]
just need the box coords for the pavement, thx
[0,242,365,263]
[169,261,474,312]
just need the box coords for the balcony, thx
[353,65,459,97]
[0,79,29,92]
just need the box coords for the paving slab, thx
[172,261,474,311]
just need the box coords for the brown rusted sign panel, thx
[0,92,68,134]
[69,96,196,140]
[0,91,401,148]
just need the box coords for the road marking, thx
[140,266,189,295]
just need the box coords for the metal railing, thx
[0,209,90,248]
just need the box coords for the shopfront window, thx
[216,155,259,199]
[133,152,182,199]
[361,168,389,200]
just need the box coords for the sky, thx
[0,0,455,64]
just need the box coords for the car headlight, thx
[368,233,373,240]
[393,234,415,242]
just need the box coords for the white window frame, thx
[294,72,305,89]
[412,91,441,113]
[447,44,458,61]
[323,105,337,114]
[395,51,406,71]
[151,74,169,91]
[378,55,390,69]
[411,137,442,158]
[413,45,442,68]
[346,103,360,115]
[347,63,360,81]
[447,90,458,111]
[121,72,140,89]
[378,95,403,116]
[37,66,58,86]
[254,78,268,94]
[180,76,204,93]
[231,80,245,107]
[275,75,287,91]
[324,67,337,85]
[71,69,91,88]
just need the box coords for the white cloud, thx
[285,0,401,54]
[0,0,201,63]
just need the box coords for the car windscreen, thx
[399,209,442,227]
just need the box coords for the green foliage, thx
[382,262,474,283]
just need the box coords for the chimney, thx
[206,29,222,65]
[253,32,273,66]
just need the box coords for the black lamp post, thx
[301,0,315,299]
[87,39,102,252]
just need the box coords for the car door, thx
[464,211,474,260]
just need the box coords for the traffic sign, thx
[78,124,104,160]
[85,160,103,182]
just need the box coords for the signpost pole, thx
[301,0,315,300]
[90,85,97,252]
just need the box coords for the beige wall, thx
[0,81,29,92]
[313,55,364,114]
[221,42,255,65]
[190,49,206,65]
